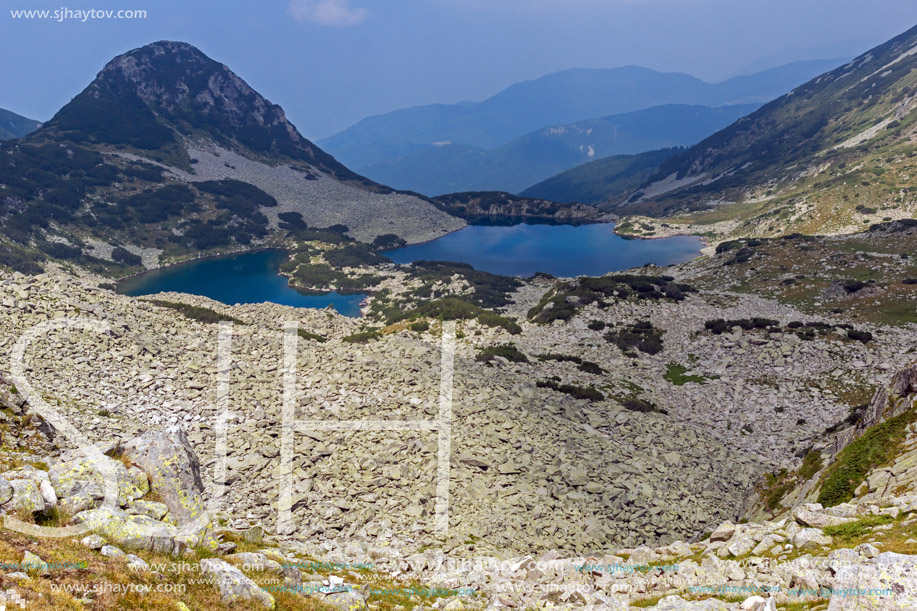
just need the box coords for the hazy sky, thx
[1,0,915,139]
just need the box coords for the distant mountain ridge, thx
[319,59,845,171]
[0,108,41,140]
[520,148,684,205]
[618,25,917,238]
[360,103,759,196]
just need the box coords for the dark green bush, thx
[847,329,873,343]
[324,244,390,268]
[278,211,308,231]
[372,234,407,250]
[112,247,142,266]
[537,379,604,401]
[343,331,381,343]
[605,321,664,355]
[477,344,528,363]
[843,279,866,293]
[297,329,327,343]
[147,300,243,324]
[39,241,82,260]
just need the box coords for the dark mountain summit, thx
[45,41,359,180]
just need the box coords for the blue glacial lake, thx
[387,223,702,277]
[117,250,367,317]
[118,224,702,315]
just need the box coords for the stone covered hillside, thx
[1,289,917,610]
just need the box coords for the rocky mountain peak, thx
[93,41,296,137]
[45,40,358,175]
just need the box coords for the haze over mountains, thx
[520,148,684,205]
[319,59,844,193]
[619,24,917,237]
[0,107,40,140]
[361,103,759,195]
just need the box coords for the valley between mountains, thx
[0,27,916,611]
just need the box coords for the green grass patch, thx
[663,363,714,385]
[758,450,824,512]
[823,514,893,541]
[818,408,917,507]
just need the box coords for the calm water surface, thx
[388,222,702,277]
[117,250,366,317]
[118,224,702,314]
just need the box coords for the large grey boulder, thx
[828,552,917,610]
[0,477,12,504]
[794,508,855,529]
[793,528,832,550]
[199,558,275,609]
[1,472,53,515]
[121,426,205,525]
[324,590,368,610]
[709,522,736,542]
[72,506,180,555]
[49,454,145,507]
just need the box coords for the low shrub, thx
[537,379,604,401]
[847,329,873,343]
[296,329,327,342]
[605,321,664,355]
[537,353,605,375]
[477,344,528,363]
[147,300,243,324]
[823,515,893,541]
[343,331,381,343]
[112,247,142,266]
[409,320,430,332]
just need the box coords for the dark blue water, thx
[117,250,366,317]
[387,223,702,277]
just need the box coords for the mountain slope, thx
[360,103,759,195]
[520,148,684,205]
[0,107,41,140]
[619,25,917,237]
[0,41,462,275]
[319,59,844,170]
